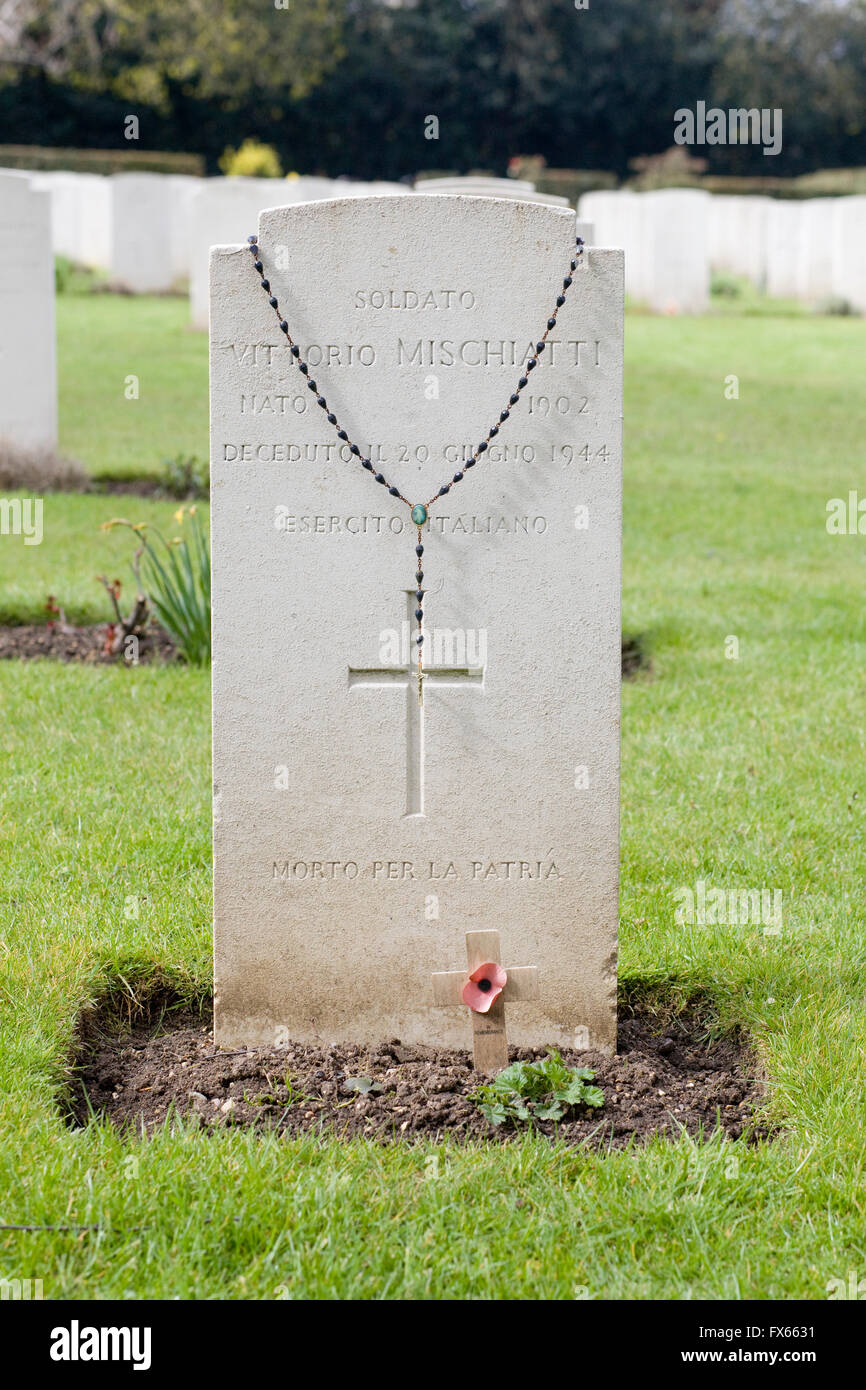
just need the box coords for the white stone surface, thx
[210,194,622,1052]
[189,177,409,328]
[0,173,57,449]
[832,196,866,313]
[29,171,112,269]
[640,189,710,314]
[110,173,178,292]
[418,175,569,207]
[764,200,802,299]
[796,198,841,302]
[708,196,771,289]
[578,190,647,300]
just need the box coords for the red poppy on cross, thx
[431,929,539,1073]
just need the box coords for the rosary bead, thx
[337,429,348,440]
[299,363,308,374]
[509,394,519,405]
[307,379,317,391]
[261,279,270,291]
[489,425,499,436]
[415,608,423,622]
[527,359,537,370]
[389,486,401,497]
[416,571,423,583]
[438,485,450,496]
[416,589,424,600]
[269,297,278,309]
[536,341,545,352]
[500,409,510,421]
[416,544,424,556]
[416,634,424,645]
[280,321,289,334]
[518,377,528,388]
[464,458,476,467]
[411,503,428,525]
[362,459,373,470]
[254,260,263,272]
[317,397,327,408]
[570,259,577,271]
[556,295,565,307]
[290,344,300,356]
[350,443,360,455]
[576,236,584,246]
[477,441,488,452]
[547,317,556,329]
[247,235,257,244]
[563,276,572,288]
[374,472,385,483]
[453,471,464,482]
[327,413,337,424]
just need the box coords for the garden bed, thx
[70,1004,768,1149]
[0,622,177,663]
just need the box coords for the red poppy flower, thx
[462,962,507,1013]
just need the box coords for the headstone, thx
[189,178,409,328]
[832,196,866,314]
[30,171,111,269]
[764,200,802,300]
[110,173,177,292]
[708,196,771,289]
[0,173,58,449]
[578,190,647,301]
[418,176,569,207]
[796,198,841,302]
[210,194,623,1054]
[640,189,710,314]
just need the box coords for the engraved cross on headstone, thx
[432,929,539,1073]
[348,590,484,817]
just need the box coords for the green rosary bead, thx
[411,503,428,525]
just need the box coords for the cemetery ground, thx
[1,290,864,1300]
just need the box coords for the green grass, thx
[1,297,866,1299]
[57,294,208,479]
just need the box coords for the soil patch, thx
[69,1006,769,1149]
[0,623,177,664]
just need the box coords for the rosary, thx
[246,226,584,703]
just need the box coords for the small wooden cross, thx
[431,929,539,1073]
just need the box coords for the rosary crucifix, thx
[246,226,584,705]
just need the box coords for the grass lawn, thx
[1,294,865,1299]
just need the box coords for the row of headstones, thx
[578,188,866,313]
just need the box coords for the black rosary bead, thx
[556,295,565,307]
[416,570,423,583]
[416,544,424,556]
[576,236,584,247]
[261,279,270,291]
[500,409,510,422]
[316,397,327,408]
[299,363,308,375]
[518,377,528,388]
[453,471,464,482]
[415,608,423,622]
[280,321,289,334]
[536,341,545,352]
[389,486,401,497]
[438,485,450,496]
[307,379,317,391]
[254,260,263,273]
[350,444,360,455]
[489,425,499,437]
[327,413,337,424]
[269,297,278,309]
[510,394,519,405]
[416,634,424,646]
[563,276,572,288]
[477,441,488,452]
[290,345,300,357]
[527,359,537,371]
[374,472,385,483]
[416,589,424,600]
[247,235,257,244]
[547,317,556,329]
[337,429,348,440]
[362,459,373,470]
[570,259,577,271]
[464,458,476,469]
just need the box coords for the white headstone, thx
[796,198,841,303]
[210,195,623,1053]
[0,173,58,450]
[832,196,866,314]
[764,200,802,300]
[30,171,111,270]
[110,173,178,293]
[418,176,569,207]
[578,190,647,301]
[640,189,710,314]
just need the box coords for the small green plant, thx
[341,1076,384,1096]
[471,1050,604,1126]
[219,138,282,178]
[159,453,210,499]
[710,272,742,299]
[102,507,211,665]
